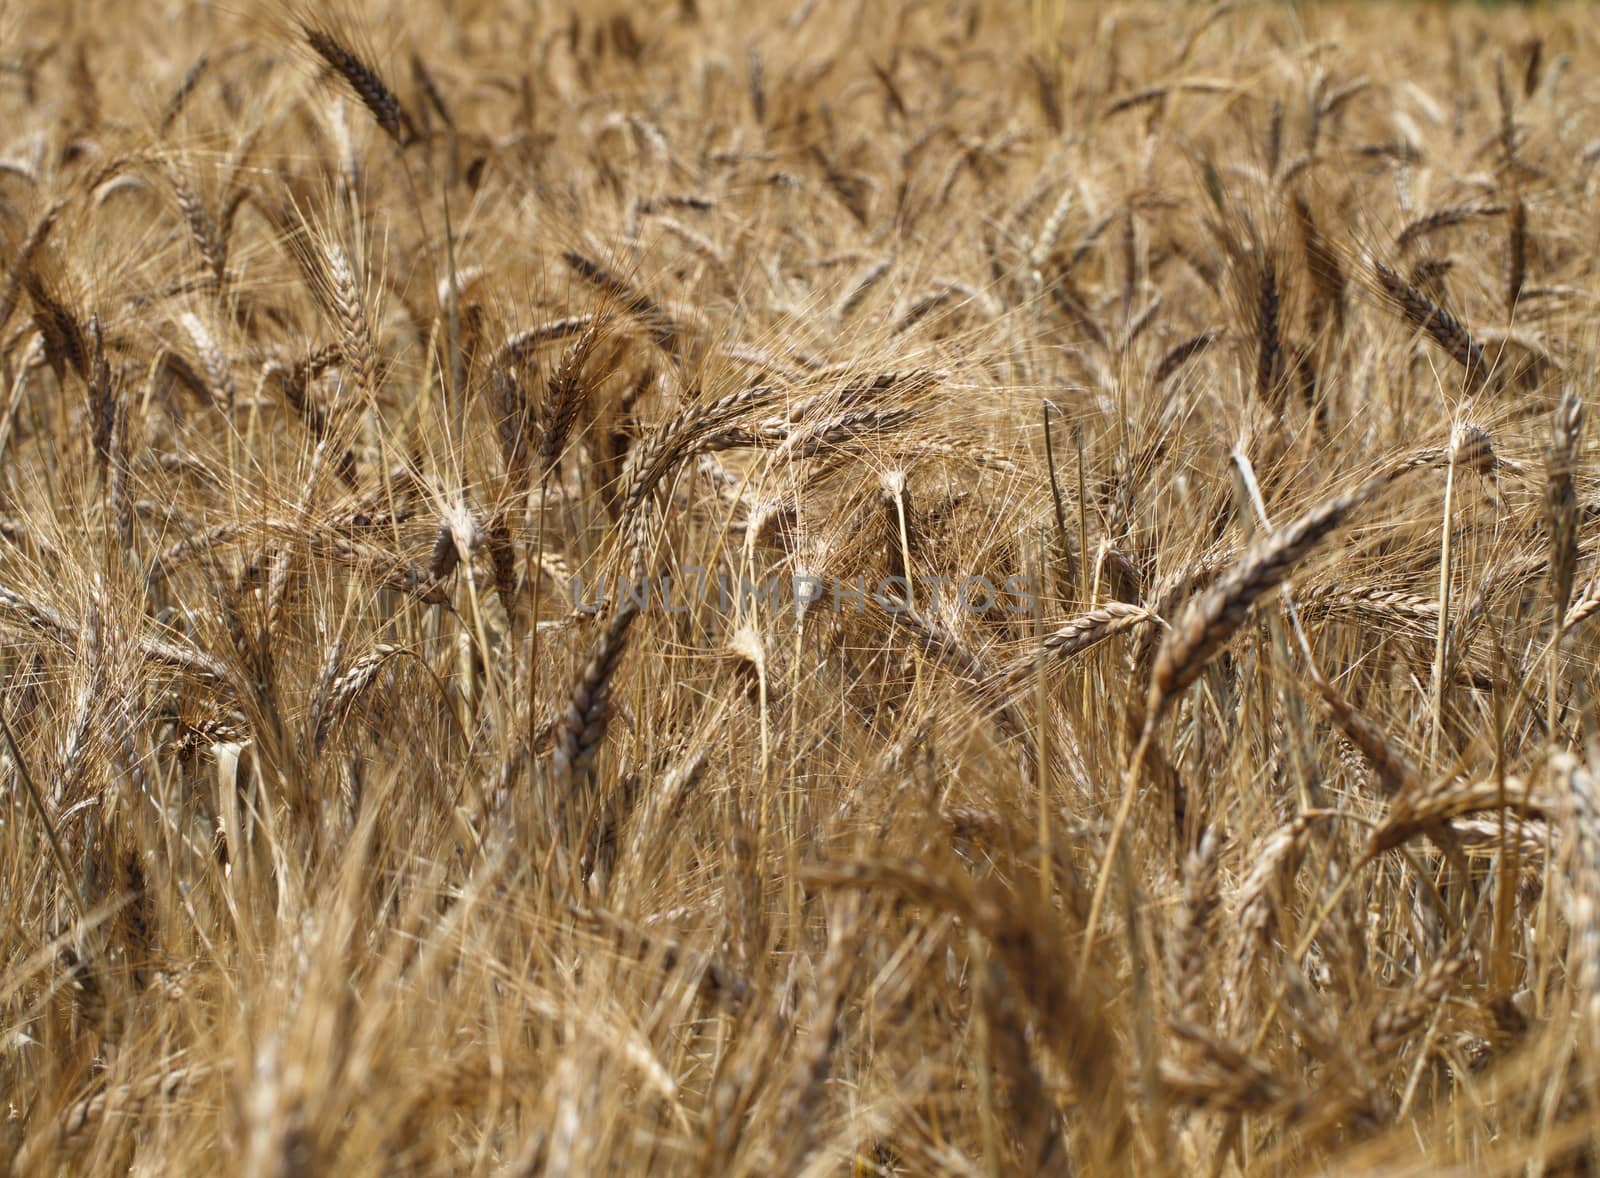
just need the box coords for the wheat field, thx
[3,0,1600,1173]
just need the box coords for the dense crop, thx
[2,1,1600,1173]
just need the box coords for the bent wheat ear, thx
[1294,195,1346,334]
[497,315,596,367]
[303,25,416,147]
[619,383,781,521]
[1307,675,1416,797]
[1160,1021,1299,1116]
[1149,472,1393,721]
[838,256,892,319]
[1369,773,1551,855]
[1450,423,1499,476]
[0,582,230,686]
[313,643,405,750]
[773,904,858,1173]
[1507,197,1527,312]
[1367,954,1467,1054]
[562,250,683,356]
[538,319,605,484]
[161,54,210,130]
[1152,329,1217,384]
[1254,257,1284,415]
[1556,753,1600,1016]
[1371,258,1488,387]
[551,602,639,794]
[1007,602,1155,681]
[24,265,90,384]
[275,208,378,404]
[166,163,226,285]
[1395,203,1507,250]
[490,365,533,490]
[0,200,63,340]
[1168,828,1221,1024]
[1547,386,1583,623]
[805,858,1130,1158]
